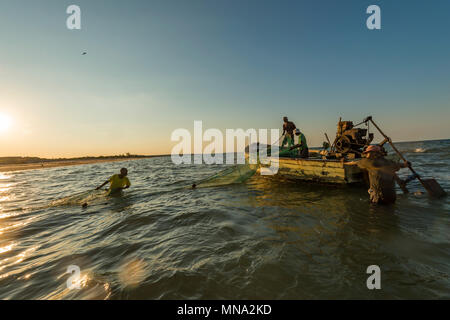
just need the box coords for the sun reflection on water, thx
[0,174,11,180]
[0,243,14,254]
[0,217,35,235]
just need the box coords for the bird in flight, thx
[82,52,87,55]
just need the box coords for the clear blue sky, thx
[0,0,449,157]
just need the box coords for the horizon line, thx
[1,137,448,160]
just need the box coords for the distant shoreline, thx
[1,138,448,173]
[0,156,169,173]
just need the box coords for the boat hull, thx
[258,156,364,184]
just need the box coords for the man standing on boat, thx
[350,145,409,205]
[281,116,296,148]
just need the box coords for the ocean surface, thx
[0,140,449,299]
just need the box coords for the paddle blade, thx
[422,179,447,198]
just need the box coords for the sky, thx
[0,0,449,157]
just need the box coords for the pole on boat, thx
[364,116,447,198]
[324,133,331,149]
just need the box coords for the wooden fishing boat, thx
[243,118,374,184]
[243,115,446,196]
[247,150,364,184]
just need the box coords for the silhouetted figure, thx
[96,168,131,195]
[281,116,296,148]
[350,145,409,205]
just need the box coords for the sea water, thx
[0,140,448,299]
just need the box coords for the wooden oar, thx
[367,117,447,198]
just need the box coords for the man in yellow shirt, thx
[96,168,131,194]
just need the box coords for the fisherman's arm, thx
[95,180,109,190]
[388,159,410,171]
[397,161,411,170]
[122,179,131,190]
[347,160,367,169]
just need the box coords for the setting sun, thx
[0,113,12,133]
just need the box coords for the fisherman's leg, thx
[300,147,309,159]
[368,188,378,204]
[281,136,288,148]
[287,134,294,147]
[368,188,391,205]
[379,194,397,205]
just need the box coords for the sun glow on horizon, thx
[0,113,12,133]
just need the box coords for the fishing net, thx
[278,147,299,158]
[193,163,258,188]
[48,189,107,207]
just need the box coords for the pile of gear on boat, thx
[269,115,447,205]
[279,115,377,160]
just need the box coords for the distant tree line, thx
[0,154,155,165]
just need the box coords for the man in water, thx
[281,116,296,148]
[350,145,409,205]
[96,168,131,194]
